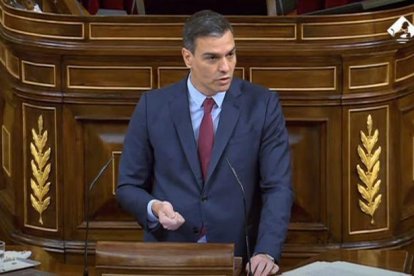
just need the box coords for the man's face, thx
[182,30,236,96]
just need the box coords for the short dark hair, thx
[183,10,233,53]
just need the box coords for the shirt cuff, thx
[147,199,159,228]
[264,254,275,262]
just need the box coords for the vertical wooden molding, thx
[2,125,11,176]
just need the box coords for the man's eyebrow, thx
[202,52,219,57]
[227,47,236,54]
[202,47,236,57]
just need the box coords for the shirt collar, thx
[187,75,226,108]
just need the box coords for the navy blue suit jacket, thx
[117,77,293,261]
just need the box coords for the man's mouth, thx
[218,76,230,82]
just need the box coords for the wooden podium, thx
[95,241,243,275]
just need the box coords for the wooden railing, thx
[95,242,241,275]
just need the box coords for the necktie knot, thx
[203,98,215,114]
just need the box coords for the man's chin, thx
[216,83,231,92]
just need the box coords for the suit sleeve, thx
[254,91,293,262]
[116,93,155,230]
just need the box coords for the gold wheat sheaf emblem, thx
[30,115,51,225]
[356,115,382,225]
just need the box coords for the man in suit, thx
[117,10,293,275]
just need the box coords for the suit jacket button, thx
[192,227,199,234]
[201,196,208,202]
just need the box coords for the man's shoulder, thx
[145,78,187,98]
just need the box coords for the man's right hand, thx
[151,200,185,230]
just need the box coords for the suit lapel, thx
[206,80,242,182]
[169,79,203,187]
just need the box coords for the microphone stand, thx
[226,158,253,276]
[83,157,113,276]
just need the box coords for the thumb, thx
[160,201,176,218]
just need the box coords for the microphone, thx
[225,158,253,276]
[83,157,113,276]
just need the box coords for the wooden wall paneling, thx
[0,94,16,229]
[342,51,395,97]
[348,63,389,90]
[62,104,142,245]
[1,96,14,180]
[0,77,18,243]
[0,78,6,189]
[66,65,152,91]
[5,50,19,79]
[395,51,414,84]
[367,85,414,251]
[250,66,337,92]
[82,120,128,221]
[89,22,183,41]
[22,60,56,88]
[399,93,414,227]
[11,50,64,104]
[0,41,6,66]
[157,67,189,88]
[62,55,173,101]
[22,103,61,236]
[233,22,297,41]
[0,67,21,243]
[287,119,328,243]
[242,54,343,106]
[344,105,391,242]
[283,105,342,251]
[301,15,400,41]
[2,11,85,40]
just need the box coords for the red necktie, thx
[198,98,215,180]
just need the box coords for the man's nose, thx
[218,58,230,72]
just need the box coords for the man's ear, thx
[181,48,192,68]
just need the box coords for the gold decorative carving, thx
[356,115,382,224]
[29,115,51,225]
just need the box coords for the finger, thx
[270,263,279,275]
[171,213,185,230]
[261,258,276,275]
[159,210,175,221]
[261,262,274,276]
[253,261,266,276]
[165,218,182,230]
[247,260,259,276]
[159,215,177,229]
[262,260,279,276]
[160,212,185,230]
[159,210,178,224]
[245,260,252,275]
[246,256,260,275]
[175,212,185,224]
